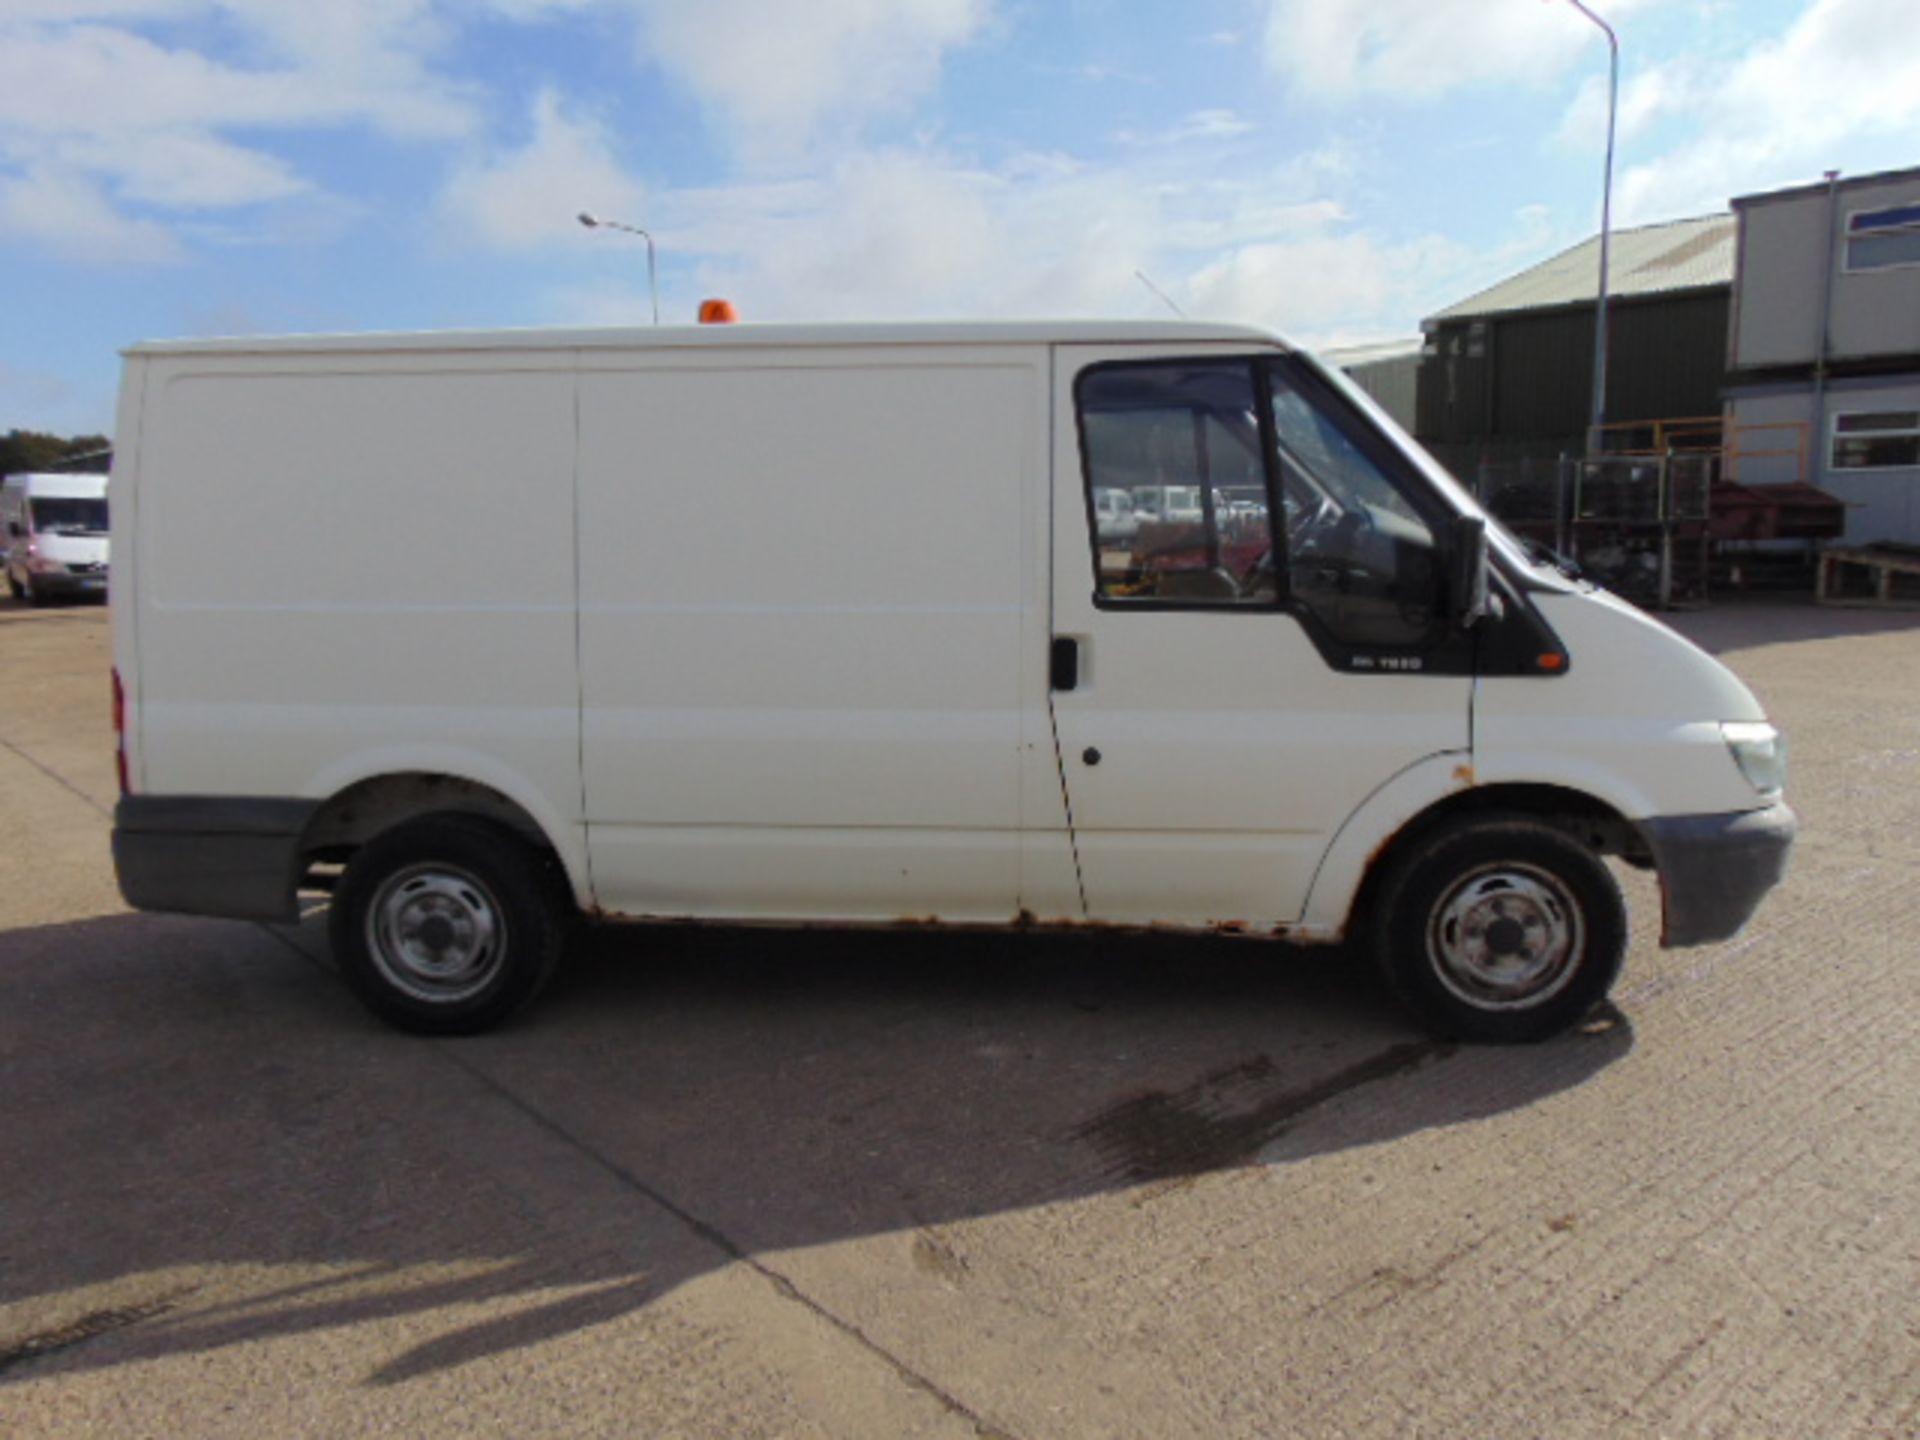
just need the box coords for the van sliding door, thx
[577,349,1067,924]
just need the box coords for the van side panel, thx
[578,349,1059,922]
[132,354,585,887]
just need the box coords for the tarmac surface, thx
[0,595,1915,1438]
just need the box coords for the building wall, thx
[1600,291,1732,426]
[1724,387,1814,487]
[1821,376,1920,545]
[1417,289,1730,445]
[1337,352,1419,432]
[1732,169,1920,370]
[1729,376,1920,545]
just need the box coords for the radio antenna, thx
[1134,269,1186,318]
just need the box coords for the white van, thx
[107,321,1794,1041]
[2,471,111,604]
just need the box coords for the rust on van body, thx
[591,909,1288,939]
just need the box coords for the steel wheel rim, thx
[365,862,506,1004]
[1426,861,1585,1011]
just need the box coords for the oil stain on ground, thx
[1071,1041,1455,1183]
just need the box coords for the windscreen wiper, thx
[1522,537,1586,580]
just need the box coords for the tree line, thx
[1,429,112,476]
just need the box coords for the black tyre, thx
[329,814,571,1034]
[1370,815,1626,1043]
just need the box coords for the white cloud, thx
[543,275,664,327]
[173,192,361,249]
[1608,0,1920,221]
[1124,109,1256,146]
[0,13,472,143]
[1263,0,1662,103]
[1159,191,1349,252]
[0,167,181,263]
[0,4,475,260]
[0,2,197,19]
[481,0,600,17]
[1182,230,1492,344]
[204,0,474,139]
[58,131,308,209]
[626,0,991,156]
[438,90,647,252]
[533,142,1490,349]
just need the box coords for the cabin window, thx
[1076,363,1278,606]
[1265,368,1444,649]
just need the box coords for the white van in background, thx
[106,321,1794,1042]
[2,472,111,604]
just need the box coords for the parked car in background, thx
[1093,487,1140,543]
[1,472,110,605]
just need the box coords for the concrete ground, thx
[0,595,1914,1439]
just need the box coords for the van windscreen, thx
[29,497,109,535]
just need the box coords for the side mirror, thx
[6,521,20,539]
[1451,514,1491,630]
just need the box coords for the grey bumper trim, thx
[114,796,320,923]
[1638,802,1796,948]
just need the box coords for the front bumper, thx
[26,568,109,597]
[1638,802,1796,948]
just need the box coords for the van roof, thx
[126,319,1287,357]
[2,472,109,496]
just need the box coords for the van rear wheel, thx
[330,815,570,1034]
[1370,815,1625,1043]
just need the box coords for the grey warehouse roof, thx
[1427,213,1735,323]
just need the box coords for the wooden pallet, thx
[1816,544,1920,607]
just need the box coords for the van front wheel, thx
[1371,816,1626,1043]
[330,815,569,1034]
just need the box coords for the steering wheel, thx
[1288,493,1340,551]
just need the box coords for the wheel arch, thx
[297,769,589,909]
[1300,755,1647,941]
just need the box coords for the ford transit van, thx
[2,471,110,604]
[107,322,1794,1041]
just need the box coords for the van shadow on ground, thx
[0,910,1632,1388]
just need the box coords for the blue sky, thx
[4,0,1918,436]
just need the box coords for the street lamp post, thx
[577,212,659,325]
[1561,0,1617,457]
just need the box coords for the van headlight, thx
[1721,721,1786,798]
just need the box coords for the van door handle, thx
[1050,636,1080,692]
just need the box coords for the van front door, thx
[1048,348,1472,931]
